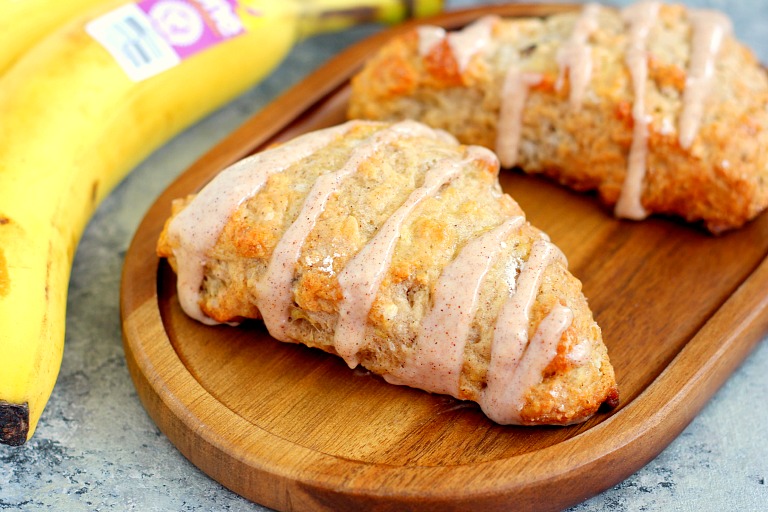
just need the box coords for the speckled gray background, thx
[2,1,767,511]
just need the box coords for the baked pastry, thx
[157,119,618,426]
[347,2,768,233]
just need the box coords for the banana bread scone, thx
[157,120,618,426]
[347,2,768,233]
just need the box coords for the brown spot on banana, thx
[318,7,376,23]
[0,401,29,446]
[91,180,99,205]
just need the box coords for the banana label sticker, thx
[86,0,257,81]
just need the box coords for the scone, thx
[347,2,768,233]
[157,120,619,426]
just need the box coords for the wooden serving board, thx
[120,4,768,511]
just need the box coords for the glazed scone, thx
[347,2,768,233]
[157,120,619,426]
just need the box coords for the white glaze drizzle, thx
[678,9,732,149]
[496,68,542,168]
[167,122,353,324]
[488,305,573,423]
[480,238,569,424]
[556,2,601,109]
[416,25,446,57]
[255,121,446,342]
[567,338,592,366]
[334,149,482,367]
[416,16,497,72]
[448,15,497,72]
[383,216,525,395]
[614,0,660,220]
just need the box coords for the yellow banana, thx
[0,0,442,446]
[0,0,115,75]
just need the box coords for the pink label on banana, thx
[86,0,252,81]
[139,0,245,58]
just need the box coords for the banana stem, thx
[296,0,444,38]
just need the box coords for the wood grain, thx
[120,4,768,511]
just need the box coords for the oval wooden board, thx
[120,4,768,511]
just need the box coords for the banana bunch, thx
[0,0,442,446]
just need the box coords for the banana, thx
[0,0,443,446]
[0,0,114,75]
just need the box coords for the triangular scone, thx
[157,120,619,426]
[347,3,768,233]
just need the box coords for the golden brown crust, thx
[347,4,768,233]
[157,120,618,426]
